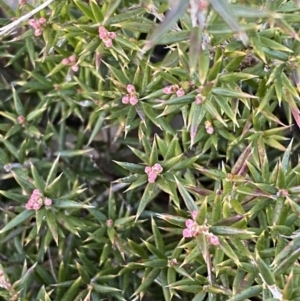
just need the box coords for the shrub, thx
[0,0,300,300]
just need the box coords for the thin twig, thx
[0,0,56,37]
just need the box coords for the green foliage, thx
[1,0,300,300]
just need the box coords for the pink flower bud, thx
[69,55,76,63]
[206,126,214,135]
[195,95,203,105]
[145,166,152,174]
[108,32,117,39]
[25,202,33,210]
[33,202,42,210]
[62,58,70,65]
[34,28,42,36]
[129,95,138,106]
[99,31,107,39]
[28,19,38,28]
[183,228,192,238]
[148,170,157,179]
[209,234,220,246]
[127,84,136,93]
[44,197,52,206]
[32,189,40,196]
[38,17,46,25]
[147,170,158,183]
[98,26,107,34]
[163,86,172,94]
[185,219,195,228]
[176,88,185,97]
[152,163,163,173]
[148,175,156,183]
[122,95,129,104]
[103,38,113,48]
[71,64,79,72]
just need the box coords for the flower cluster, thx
[145,163,163,183]
[28,17,46,36]
[183,211,219,246]
[163,84,185,97]
[122,84,138,106]
[62,55,79,72]
[98,26,116,47]
[25,189,52,211]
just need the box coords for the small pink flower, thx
[206,127,214,135]
[98,26,106,34]
[148,170,157,180]
[148,176,156,183]
[152,163,163,173]
[103,38,113,48]
[209,234,220,246]
[32,189,41,197]
[28,19,38,28]
[71,65,79,72]
[38,17,46,25]
[163,86,173,94]
[122,95,129,104]
[99,31,107,39]
[108,32,117,39]
[34,28,42,36]
[176,88,185,97]
[69,55,76,63]
[61,58,70,65]
[185,219,195,228]
[25,202,32,210]
[145,166,152,174]
[183,228,193,238]
[44,197,52,206]
[127,84,136,94]
[129,95,138,106]
[33,202,42,210]
[195,95,203,104]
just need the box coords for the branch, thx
[0,0,56,37]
